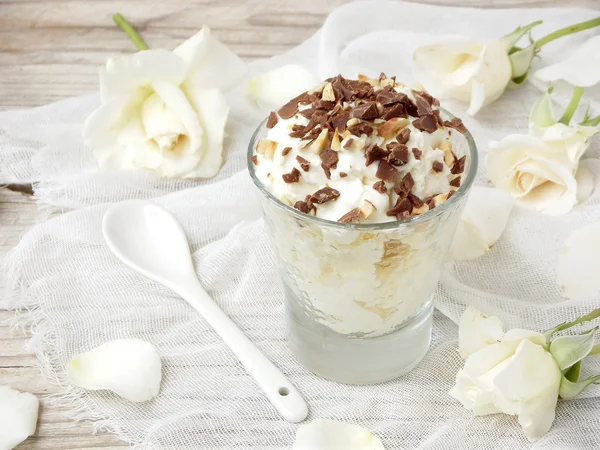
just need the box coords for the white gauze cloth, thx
[3,1,600,449]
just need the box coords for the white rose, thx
[487,134,579,214]
[529,122,598,164]
[413,38,512,115]
[83,27,246,178]
[450,308,562,442]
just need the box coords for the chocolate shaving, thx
[412,114,439,133]
[266,111,278,129]
[394,172,414,196]
[376,160,398,182]
[296,155,310,172]
[299,108,317,119]
[386,143,409,166]
[432,161,444,173]
[408,193,423,208]
[320,148,339,179]
[373,180,387,194]
[289,125,307,138]
[450,176,461,187]
[310,186,340,204]
[294,201,311,214]
[414,90,440,107]
[315,100,335,110]
[339,172,348,178]
[387,197,412,218]
[376,87,408,105]
[282,147,292,156]
[364,143,388,167]
[396,128,411,145]
[331,76,353,102]
[451,156,466,174]
[444,117,468,134]
[278,100,299,120]
[348,122,373,137]
[331,111,350,131]
[250,155,258,165]
[352,101,379,120]
[412,148,422,160]
[381,104,406,120]
[338,208,361,223]
[282,167,301,183]
[403,98,419,117]
[343,138,354,149]
[414,94,432,116]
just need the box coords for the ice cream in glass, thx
[248,74,477,384]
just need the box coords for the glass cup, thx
[248,111,478,385]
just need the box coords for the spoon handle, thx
[176,280,308,423]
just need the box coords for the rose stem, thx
[559,86,584,125]
[535,17,600,50]
[113,13,149,51]
[544,308,600,340]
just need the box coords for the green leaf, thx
[550,328,596,371]
[559,373,600,400]
[581,115,600,127]
[544,308,600,340]
[509,44,537,79]
[565,361,582,383]
[499,20,544,52]
[529,91,556,127]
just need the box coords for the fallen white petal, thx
[575,161,595,204]
[66,339,162,402]
[535,35,600,87]
[0,385,39,450]
[557,223,600,298]
[292,420,385,450]
[449,187,513,261]
[458,306,505,359]
[467,79,486,116]
[246,65,318,109]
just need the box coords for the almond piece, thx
[280,195,293,206]
[308,128,329,154]
[433,192,450,207]
[360,200,377,218]
[411,204,429,216]
[378,118,410,140]
[331,129,341,151]
[380,77,395,88]
[346,117,360,128]
[322,82,335,101]
[358,74,380,87]
[440,140,455,167]
[256,139,277,159]
[309,81,327,94]
[342,130,352,140]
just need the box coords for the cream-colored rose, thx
[529,122,598,164]
[451,309,562,442]
[413,38,512,115]
[83,27,246,178]
[487,134,579,214]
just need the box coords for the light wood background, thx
[1,0,599,448]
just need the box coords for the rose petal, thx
[535,35,600,87]
[530,122,597,164]
[557,222,600,298]
[450,369,501,416]
[175,27,247,92]
[458,306,505,358]
[449,187,513,261]
[501,329,546,347]
[492,339,560,441]
[183,88,230,178]
[575,160,595,204]
[100,50,186,101]
[246,65,318,109]
[467,79,486,116]
[83,93,142,148]
[0,385,39,450]
[66,338,162,402]
[292,420,385,450]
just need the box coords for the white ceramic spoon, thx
[102,200,308,423]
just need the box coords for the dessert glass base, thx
[286,287,433,385]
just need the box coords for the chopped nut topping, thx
[338,208,361,223]
[322,82,336,101]
[411,204,429,216]
[256,139,277,159]
[378,117,409,140]
[308,128,330,154]
[282,168,301,183]
[331,129,341,151]
[359,200,376,218]
[433,192,450,207]
[439,140,455,167]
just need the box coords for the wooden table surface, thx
[1,0,599,448]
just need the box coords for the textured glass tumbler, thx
[248,113,478,384]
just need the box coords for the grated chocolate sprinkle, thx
[338,208,361,223]
[352,101,379,120]
[343,138,354,149]
[348,122,374,137]
[310,186,340,204]
[320,148,339,179]
[282,167,301,183]
[373,180,387,194]
[412,148,422,160]
[365,143,388,166]
[387,197,412,218]
[251,155,258,165]
[376,160,398,182]
[432,161,444,173]
[394,172,414,196]
[444,117,468,134]
[450,176,461,187]
[396,128,411,145]
[408,192,423,208]
[278,100,299,120]
[296,155,310,172]
[451,155,466,174]
[381,103,406,120]
[266,111,278,128]
[331,111,350,131]
[386,143,409,166]
[412,114,439,133]
[339,172,348,178]
[282,147,292,156]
